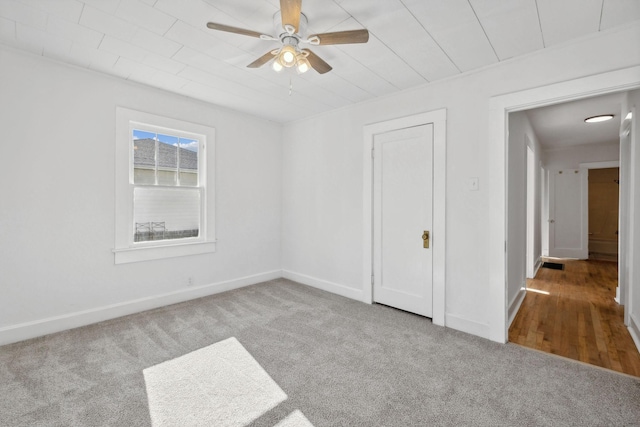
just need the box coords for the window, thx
[114,108,216,264]
[132,128,201,243]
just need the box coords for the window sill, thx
[113,240,217,264]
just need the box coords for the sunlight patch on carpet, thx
[274,410,314,427]
[143,337,288,427]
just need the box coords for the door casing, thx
[362,110,447,327]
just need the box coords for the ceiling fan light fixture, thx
[277,45,297,68]
[296,56,310,74]
[272,60,284,72]
[584,114,614,123]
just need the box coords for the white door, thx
[548,168,588,259]
[373,124,433,317]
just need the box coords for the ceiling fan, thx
[206,0,369,74]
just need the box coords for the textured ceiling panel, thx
[0,16,16,40]
[536,0,602,47]
[47,14,103,48]
[403,0,499,72]
[600,0,640,30]
[0,1,47,29]
[469,0,543,61]
[115,0,176,35]
[22,0,83,23]
[0,0,637,123]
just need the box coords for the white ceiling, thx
[525,92,624,149]
[1,0,639,123]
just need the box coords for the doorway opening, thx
[500,82,640,375]
[488,65,640,344]
[588,167,620,262]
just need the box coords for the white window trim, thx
[114,107,216,264]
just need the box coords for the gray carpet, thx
[1,279,639,426]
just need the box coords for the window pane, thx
[179,138,199,187]
[156,170,176,186]
[133,130,156,184]
[179,171,198,186]
[133,187,200,242]
[157,134,178,186]
[134,168,155,185]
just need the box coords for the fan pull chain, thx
[289,77,293,96]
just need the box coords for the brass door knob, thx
[422,231,430,249]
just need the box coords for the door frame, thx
[526,144,535,279]
[488,65,640,343]
[362,109,447,326]
[581,161,621,300]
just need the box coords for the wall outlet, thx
[187,277,194,287]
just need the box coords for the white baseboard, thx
[284,271,491,341]
[0,270,282,347]
[629,313,640,354]
[549,249,588,259]
[534,256,542,277]
[508,287,527,328]
[445,313,490,340]
[282,270,363,302]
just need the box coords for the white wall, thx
[0,45,282,344]
[543,143,620,169]
[507,111,542,321]
[282,22,640,339]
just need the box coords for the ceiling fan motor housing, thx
[282,35,299,47]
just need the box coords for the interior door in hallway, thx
[373,124,433,317]
[548,168,588,259]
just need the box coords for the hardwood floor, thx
[509,258,640,377]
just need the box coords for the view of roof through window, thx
[133,129,199,186]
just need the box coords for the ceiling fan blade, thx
[247,50,277,68]
[206,22,266,39]
[308,29,369,45]
[302,49,332,74]
[280,0,301,33]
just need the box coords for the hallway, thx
[509,259,640,377]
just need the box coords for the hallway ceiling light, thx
[584,114,614,123]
